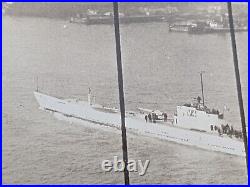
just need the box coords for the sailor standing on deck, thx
[152,113,156,123]
[163,113,168,122]
[148,113,152,122]
[197,96,202,104]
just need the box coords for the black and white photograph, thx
[2,2,248,184]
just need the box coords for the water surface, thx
[2,16,248,184]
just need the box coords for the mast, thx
[113,2,130,185]
[200,71,205,106]
[227,2,248,171]
[88,88,92,105]
[36,76,39,92]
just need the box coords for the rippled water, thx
[2,16,248,184]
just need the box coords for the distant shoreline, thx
[3,14,69,21]
[3,2,247,21]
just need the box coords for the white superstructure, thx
[174,105,225,132]
[34,91,245,157]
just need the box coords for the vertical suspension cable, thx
[113,2,130,184]
[227,2,248,171]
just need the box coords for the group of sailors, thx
[210,124,243,139]
[189,96,224,119]
[144,112,168,123]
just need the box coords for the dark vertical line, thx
[200,72,205,106]
[227,2,248,171]
[112,2,130,184]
